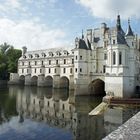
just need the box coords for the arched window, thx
[119,52,122,65]
[113,51,116,65]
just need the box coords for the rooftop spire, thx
[82,29,84,39]
[116,15,121,31]
[126,18,134,36]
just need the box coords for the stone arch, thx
[60,76,69,89]
[88,79,105,96]
[31,76,38,86]
[45,76,53,87]
[19,75,25,85]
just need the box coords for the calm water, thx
[0,85,140,140]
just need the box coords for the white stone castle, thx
[10,15,140,98]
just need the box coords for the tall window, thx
[75,68,77,73]
[49,60,51,65]
[64,59,66,64]
[113,40,115,44]
[63,68,66,73]
[80,56,82,60]
[49,68,51,73]
[22,69,24,73]
[35,68,36,73]
[70,68,72,73]
[54,68,56,73]
[56,60,58,64]
[113,51,116,65]
[35,61,37,65]
[80,68,82,72]
[28,62,30,66]
[22,62,24,66]
[119,52,122,65]
[72,59,74,64]
[41,61,44,65]
[76,56,77,60]
[40,69,42,73]
[103,65,106,73]
[104,53,107,60]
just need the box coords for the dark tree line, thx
[0,43,22,80]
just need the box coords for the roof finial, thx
[82,29,84,39]
[128,18,130,25]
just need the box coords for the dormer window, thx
[23,55,26,59]
[41,53,46,57]
[63,50,68,55]
[48,52,53,57]
[56,51,61,56]
[29,54,33,58]
[35,54,39,58]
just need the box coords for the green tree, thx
[0,43,22,80]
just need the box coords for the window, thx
[28,62,30,66]
[49,68,51,73]
[64,59,66,64]
[80,56,82,60]
[22,69,24,73]
[72,59,74,64]
[35,61,37,65]
[54,68,56,73]
[80,68,82,72]
[62,104,65,110]
[22,62,24,66]
[41,61,44,65]
[113,40,115,44]
[119,52,122,65]
[56,60,58,64]
[75,68,77,73]
[27,69,29,73]
[113,51,116,65]
[49,60,51,65]
[104,53,107,60]
[103,65,106,73]
[35,68,36,73]
[70,68,72,73]
[63,68,66,73]
[40,69,42,73]
[76,56,77,60]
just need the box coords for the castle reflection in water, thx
[5,86,140,140]
[10,86,103,140]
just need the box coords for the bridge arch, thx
[60,76,69,89]
[45,76,53,87]
[31,76,38,86]
[88,78,105,96]
[19,75,25,85]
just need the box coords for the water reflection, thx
[15,86,104,140]
[0,86,140,140]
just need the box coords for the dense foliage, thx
[0,43,22,80]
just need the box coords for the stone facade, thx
[10,15,140,97]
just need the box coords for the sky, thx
[0,0,140,50]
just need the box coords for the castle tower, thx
[73,31,91,95]
[105,15,134,97]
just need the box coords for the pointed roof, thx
[116,15,127,45]
[126,19,134,36]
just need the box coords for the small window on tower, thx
[113,40,115,44]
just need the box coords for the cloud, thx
[0,18,67,51]
[75,0,140,19]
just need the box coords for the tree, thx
[0,43,22,80]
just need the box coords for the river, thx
[0,85,139,140]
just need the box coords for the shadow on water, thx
[0,85,140,140]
